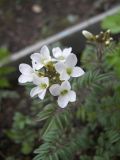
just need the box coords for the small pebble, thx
[32,4,42,14]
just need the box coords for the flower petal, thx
[40,77,49,87]
[31,53,44,70]
[57,95,69,108]
[18,75,33,83]
[72,67,85,77]
[30,86,41,97]
[40,45,50,59]
[68,90,76,102]
[38,89,46,100]
[60,81,71,91]
[32,60,43,70]
[52,47,62,58]
[65,54,77,67]
[55,62,64,73]
[62,47,72,58]
[60,70,70,81]
[33,76,49,87]
[49,84,60,96]
[30,53,40,62]
[33,76,43,85]
[19,63,33,75]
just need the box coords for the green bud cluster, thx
[82,30,113,46]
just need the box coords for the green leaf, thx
[94,156,104,160]
[0,66,15,76]
[0,78,10,88]
[36,104,55,122]
[21,142,33,154]
[0,47,10,59]
[101,10,120,33]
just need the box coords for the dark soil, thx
[0,85,35,160]
[0,0,119,53]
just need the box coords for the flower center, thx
[59,56,64,60]
[40,83,47,89]
[60,89,68,96]
[66,68,72,75]
[41,58,47,64]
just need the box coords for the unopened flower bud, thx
[110,37,113,41]
[106,29,111,34]
[95,35,99,39]
[105,40,110,46]
[82,30,94,40]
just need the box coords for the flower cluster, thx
[18,45,85,108]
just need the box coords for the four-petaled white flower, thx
[18,63,37,83]
[31,45,52,70]
[30,76,49,100]
[55,54,84,80]
[52,47,72,62]
[49,81,76,108]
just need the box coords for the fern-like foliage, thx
[32,41,120,160]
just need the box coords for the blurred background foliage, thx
[0,48,14,88]
[102,10,120,34]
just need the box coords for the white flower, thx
[52,47,72,62]
[30,76,49,100]
[55,54,84,80]
[30,45,52,70]
[18,63,37,83]
[49,81,76,108]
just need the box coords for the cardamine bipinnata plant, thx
[18,29,120,160]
